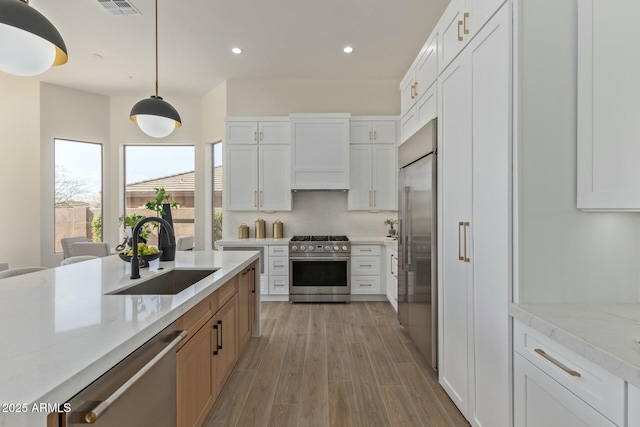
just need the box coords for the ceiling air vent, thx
[97,0,141,16]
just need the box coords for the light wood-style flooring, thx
[204,301,469,427]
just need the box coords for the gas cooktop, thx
[290,235,349,242]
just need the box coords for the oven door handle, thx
[289,257,350,261]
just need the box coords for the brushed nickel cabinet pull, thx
[463,222,470,262]
[463,12,470,34]
[458,222,464,261]
[373,190,377,207]
[458,20,464,41]
[410,83,416,99]
[253,131,257,141]
[373,130,377,140]
[534,349,581,377]
[260,190,264,207]
[259,131,264,140]
[413,82,418,99]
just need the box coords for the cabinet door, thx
[629,383,640,427]
[372,121,397,144]
[226,121,258,144]
[400,72,417,119]
[414,35,438,102]
[400,105,418,143]
[258,121,289,144]
[225,145,258,211]
[514,354,617,427]
[350,121,373,144]
[213,294,238,391]
[259,145,291,211]
[469,0,507,38]
[468,5,511,427]
[372,144,397,211]
[438,38,472,418]
[416,83,437,130]
[348,145,373,210]
[177,318,216,427]
[269,276,289,295]
[439,0,469,74]
[577,0,640,210]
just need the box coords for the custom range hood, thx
[290,113,351,190]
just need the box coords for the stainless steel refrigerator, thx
[397,118,437,369]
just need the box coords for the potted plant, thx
[116,213,151,251]
[384,218,398,236]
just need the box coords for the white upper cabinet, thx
[577,0,640,210]
[438,0,508,74]
[349,117,398,211]
[400,33,438,142]
[290,113,350,190]
[224,117,291,211]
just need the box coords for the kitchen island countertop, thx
[0,250,259,426]
[510,303,640,388]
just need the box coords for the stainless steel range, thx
[289,235,351,303]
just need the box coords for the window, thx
[213,142,223,249]
[124,146,195,245]
[54,139,103,253]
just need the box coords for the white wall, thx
[221,79,399,240]
[39,83,111,267]
[0,75,41,268]
[517,0,640,303]
[226,79,400,116]
[202,81,227,142]
[107,95,203,248]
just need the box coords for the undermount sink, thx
[109,269,218,295]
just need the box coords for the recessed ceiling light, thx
[231,47,242,54]
[343,46,354,54]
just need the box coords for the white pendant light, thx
[129,0,181,138]
[0,0,68,76]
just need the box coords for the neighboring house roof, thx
[126,167,223,193]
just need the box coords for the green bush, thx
[91,214,102,242]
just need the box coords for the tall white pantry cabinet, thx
[400,0,512,426]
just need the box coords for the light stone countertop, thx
[510,303,640,388]
[0,250,259,427]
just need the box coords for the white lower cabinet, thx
[268,245,289,296]
[514,321,624,427]
[351,245,384,295]
[514,354,617,427]
[385,245,398,311]
[268,276,288,295]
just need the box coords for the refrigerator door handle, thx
[463,222,470,262]
[458,222,464,261]
[404,186,412,267]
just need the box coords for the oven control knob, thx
[300,246,306,251]
[309,246,315,251]
[324,245,331,251]
[333,245,339,251]
[341,246,348,251]
[291,245,298,251]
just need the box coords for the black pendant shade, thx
[130,96,182,125]
[0,0,68,67]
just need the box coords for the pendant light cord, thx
[155,0,158,97]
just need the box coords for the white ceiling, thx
[30,0,450,97]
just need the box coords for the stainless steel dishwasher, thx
[63,323,186,426]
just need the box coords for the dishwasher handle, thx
[76,330,187,424]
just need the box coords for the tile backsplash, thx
[223,191,396,239]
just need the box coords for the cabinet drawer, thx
[352,245,381,256]
[269,245,289,257]
[269,256,288,275]
[269,276,289,295]
[514,321,624,426]
[351,276,381,294]
[351,257,381,275]
[514,354,618,427]
[216,276,238,309]
[176,294,213,347]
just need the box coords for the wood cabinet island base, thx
[177,260,259,427]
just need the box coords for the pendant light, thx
[129,0,181,138]
[0,0,68,76]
